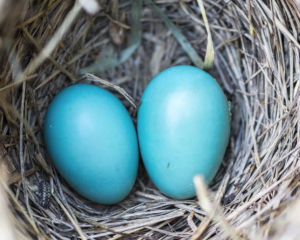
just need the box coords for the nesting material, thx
[0,0,300,239]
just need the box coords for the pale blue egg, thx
[137,66,230,199]
[44,84,139,204]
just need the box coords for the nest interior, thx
[1,0,300,239]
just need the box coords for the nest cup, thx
[1,0,300,239]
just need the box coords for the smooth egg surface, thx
[137,66,230,199]
[44,84,139,204]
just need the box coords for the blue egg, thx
[44,84,139,204]
[137,66,230,199]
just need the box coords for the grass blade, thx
[144,0,204,69]
[79,0,142,74]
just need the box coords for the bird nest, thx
[1,0,300,239]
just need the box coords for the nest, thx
[1,0,300,239]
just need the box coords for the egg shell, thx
[137,65,230,199]
[44,84,139,204]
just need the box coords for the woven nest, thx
[1,0,300,239]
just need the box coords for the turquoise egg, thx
[44,84,139,204]
[137,66,230,199]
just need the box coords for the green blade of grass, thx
[144,0,204,69]
[79,0,142,74]
[197,0,214,70]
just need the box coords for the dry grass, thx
[0,0,300,239]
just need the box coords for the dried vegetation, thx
[1,0,300,239]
